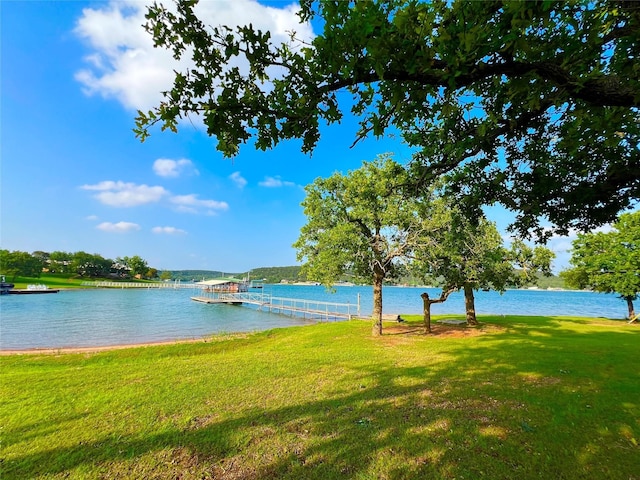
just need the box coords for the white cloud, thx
[152,226,187,235]
[80,179,230,216]
[96,221,141,233]
[74,1,175,110]
[85,215,99,221]
[153,158,198,178]
[230,171,248,189]
[259,175,296,188]
[74,0,314,112]
[81,180,168,207]
[170,194,229,214]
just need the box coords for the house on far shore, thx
[197,278,248,293]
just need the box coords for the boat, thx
[1,275,15,295]
[9,284,59,294]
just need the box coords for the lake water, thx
[0,284,627,350]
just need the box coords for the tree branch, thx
[319,59,639,108]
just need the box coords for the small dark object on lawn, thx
[397,315,405,323]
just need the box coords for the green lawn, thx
[8,273,156,289]
[1,316,638,479]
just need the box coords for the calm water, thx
[0,284,627,350]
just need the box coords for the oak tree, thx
[136,0,639,238]
[0,250,44,281]
[562,211,640,320]
[72,252,113,278]
[49,251,74,274]
[118,255,150,279]
[412,210,511,327]
[411,209,555,328]
[293,155,437,336]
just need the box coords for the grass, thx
[1,315,638,479]
[7,273,156,289]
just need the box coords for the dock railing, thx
[263,295,358,320]
[212,292,269,304]
[83,282,361,321]
[192,292,360,320]
[82,281,204,289]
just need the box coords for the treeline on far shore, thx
[0,249,159,281]
[1,250,568,289]
[166,266,305,285]
[168,266,567,289]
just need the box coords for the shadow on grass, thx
[4,320,640,479]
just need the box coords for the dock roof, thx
[197,278,245,286]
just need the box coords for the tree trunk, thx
[372,269,384,336]
[421,292,432,333]
[625,296,636,322]
[464,283,479,326]
[421,288,455,334]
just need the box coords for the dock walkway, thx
[82,281,202,289]
[82,282,361,321]
[191,292,359,320]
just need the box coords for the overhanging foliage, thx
[137,0,639,237]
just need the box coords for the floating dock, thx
[191,292,359,321]
[9,289,59,295]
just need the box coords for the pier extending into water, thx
[82,281,361,321]
[82,281,203,289]
[191,292,360,321]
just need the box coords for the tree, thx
[293,155,436,336]
[72,252,112,278]
[136,0,639,238]
[411,209,554,329]
[146,268,159,280]
[32,251,50,264]
[49,251,73,274]
[507,239,555,288]
[412,210,511,327]
[129,255,149,278]
[117,255,150,278]
[561,211,640,320]
[419,289,456,334]
[0,250,44,281]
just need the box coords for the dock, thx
[82,281,361,321]
[191,292,360,321]
[82,281,204,289]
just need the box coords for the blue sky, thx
[2,0,574,273]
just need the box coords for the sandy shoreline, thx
[0,337,213,356]
[0,317,380,356]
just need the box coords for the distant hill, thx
[533,273,567,289]
[165,268,566,289]
[165,270,241,282]
[247,266,304,284]
[165,266,304,284]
